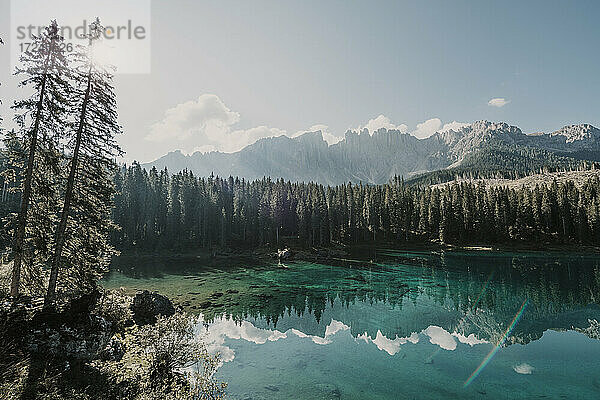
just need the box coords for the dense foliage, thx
[112,163,600,250]
[0,21,225,400]
[1,20,120,303]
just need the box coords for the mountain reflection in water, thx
[109,249,600,343]
[106,249,600,399]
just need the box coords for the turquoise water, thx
[105,250,600,399]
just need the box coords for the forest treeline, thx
[111,163,600,250]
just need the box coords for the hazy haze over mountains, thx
[143,121,600,185]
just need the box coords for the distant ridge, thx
[143,121,600,185]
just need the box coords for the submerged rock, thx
[314,383,342,399]
[130,290,175,325]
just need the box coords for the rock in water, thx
[131,290,175,325]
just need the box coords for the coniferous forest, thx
[111,163,600,251]
[2,5,600,400]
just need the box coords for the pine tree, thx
[8,22,71,298]
[0,36,4,118]
[45,19,122,305]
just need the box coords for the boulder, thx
[27,312,113,362]
[130,290,175,325]
[67,289,101,317]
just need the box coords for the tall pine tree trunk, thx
[45,66,92,306]
[10,41,54,298]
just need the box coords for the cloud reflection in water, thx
[196,315,488,362]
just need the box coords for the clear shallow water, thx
[104,250,600,399]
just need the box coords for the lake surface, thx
[104,249,600,399]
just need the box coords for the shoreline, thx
[111,241,600,266]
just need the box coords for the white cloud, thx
[452,332,488,346]
[488,97,510,108]
[372,331,402,355]
[148,94,349,153]
[324,319,350,336]
[424,326,457,351]
[146,94,286,153]
[200,314,485,366]
[409,119,470,139]
[358,330,419,356]
[513,363,535,374]
[148,95,470,154]
[353,116,469,140]
[290,319,351,345]
[370,330,420,355]
[147,94,240,143]
[229,125,286,146]
[440,121,470,133]
[412,118,442,139]
[355,114,408,134]
[198,315,288,364]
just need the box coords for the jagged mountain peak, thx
[466,120,522,136]
[344,127,410,138]
[550,124,600,143]
[293,130,326,144]
[144,120,600,185]
[434,120,524,160]
[436,121,521,142]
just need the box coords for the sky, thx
[1,0,599,163]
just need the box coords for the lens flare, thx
[463,298,529,387]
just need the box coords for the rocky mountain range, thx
[143,121,600,185]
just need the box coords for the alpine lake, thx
[103,248,600,399]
